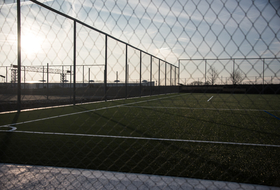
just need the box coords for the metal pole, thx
[24,66,25,89]
[17,0,21,112]
[150,55,152,95]
[178,60,180,85]
[83,65,84,84]
[88,68,90,83]
[6,66,8,83]
[70,66,72,86]
[43,66,44,86]
[61,65,63,87]
[233,59,235,85]
[104,35,108,101]
[175,66,176,86]
[125,44,128,99]
[158,59,160,86]
[73,20,76,105]
[170,64,172,86]
[205,60,207,84]
[139,51,142,97]
[47,63,49,100]
[263,58,265,85]
[165,62,167,87]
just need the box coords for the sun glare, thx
[21,33,43,55]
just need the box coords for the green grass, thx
[0,93,280,186]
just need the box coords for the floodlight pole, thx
[17,0,21,112]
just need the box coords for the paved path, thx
[0,163,279,190]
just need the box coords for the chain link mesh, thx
[1,0,280,189]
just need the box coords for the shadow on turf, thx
[72,105,270,185]
[0,112,20,161]
[138,106,280,139]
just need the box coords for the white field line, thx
[0,94,182,128]
[0,93,178,115]
[124,106,280,112]
[3,130,280,148]
[207,96,214,102]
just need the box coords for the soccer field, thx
[0,93,279,186]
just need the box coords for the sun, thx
[21,33,43,55]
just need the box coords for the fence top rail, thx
[179,57,280,61]
[28,0,176,68]
[0,64,105,68]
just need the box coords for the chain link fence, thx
[1,0,280,189]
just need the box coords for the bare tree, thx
[207,66,219,85]
[230,70,244,85]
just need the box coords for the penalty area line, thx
[6,130,280,148]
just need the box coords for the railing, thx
[179,58,280,85]
[0,0,179,112]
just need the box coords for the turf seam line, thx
[5,130,280,148]
[0,94,181,127]
[263,110,280,120]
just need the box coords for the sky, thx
[0,0,279,84]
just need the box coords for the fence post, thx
[165,62,167,87]
[17,0,21,112]
[70,66,72,99]
[175,66,176,86]
[140,51,142,97]
[104,35,108,101]
[23,66,25,89]
[205,60,207,84]
[82,65,84,84]
[170,64,172,86]
[233,58,235,85]
[158,59,160,94]
[263,58,265,85]
[150,55,152,95]
[125,44,128,99]
[6,66,8,83]
[73,20,76,105]
[88,68,90,83]
[178,59,180,85]
[42,66,44,90]
[47,63,49,100]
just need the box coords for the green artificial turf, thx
[0,93,279,186]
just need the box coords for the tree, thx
[207,66,219,85]
[230,70,244,85]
